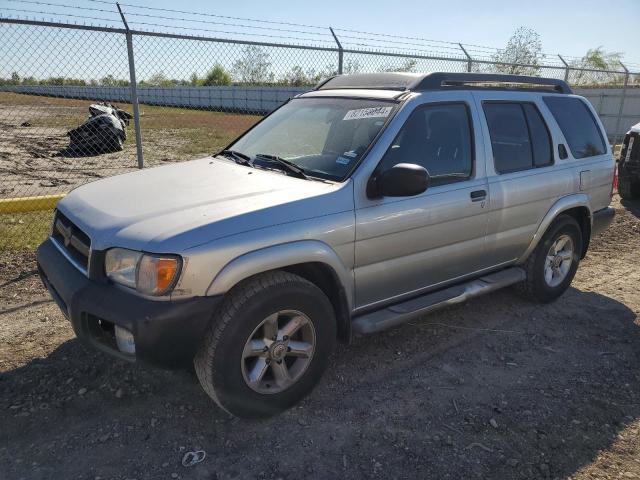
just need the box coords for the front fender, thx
[206,240,354,311]
[516,193,591,263]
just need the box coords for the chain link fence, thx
[1,14,639,253]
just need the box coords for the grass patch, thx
[0,210,53,251]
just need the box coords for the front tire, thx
[194,271,336,418]
[516,215,583,303]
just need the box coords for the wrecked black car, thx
[67,103,132,154]
[618,121,640,199]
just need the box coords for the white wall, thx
[1,85,310,114]
[3,85,639,138]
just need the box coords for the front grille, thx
[51,210,91,273]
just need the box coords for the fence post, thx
[558,55,569,82]
[612,61,629,149]
[459,44,472,73]
[117,3,144,169]
[329,27,343,75]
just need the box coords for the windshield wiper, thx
[217,149,252,166]
[254,153,308,179]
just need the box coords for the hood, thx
[58,157,351,252]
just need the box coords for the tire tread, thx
[193,271,318,415]
[515,214,581,303]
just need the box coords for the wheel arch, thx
[206,241,353,343]
[517,194,592,264]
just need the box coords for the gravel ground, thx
[0,196,639,480]
[0,93,258,199]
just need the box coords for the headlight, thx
[104,248,181,296]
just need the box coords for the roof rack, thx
[315,72,572,94]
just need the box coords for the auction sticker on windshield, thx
[343,106,393,121]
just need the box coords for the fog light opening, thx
[115,325,136,354]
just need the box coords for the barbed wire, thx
[5,0,119,15]
[119,11,331,39]
[2,0,638,69]
[122,19,338,46]
[83,0,329,30]
[1,7,121,24]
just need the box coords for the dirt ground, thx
[0,196,639,480]
[0,93,259,199]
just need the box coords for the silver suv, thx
[37,72,616,418]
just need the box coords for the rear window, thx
[543,97,606,159]
[483,102,552,173]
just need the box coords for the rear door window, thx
[543,96,606,159]
[483,102,553,173]
[523,104,553,168]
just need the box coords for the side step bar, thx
[352,267,526,334]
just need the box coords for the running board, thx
[352,267,526,334]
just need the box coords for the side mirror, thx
[367,163,430,198]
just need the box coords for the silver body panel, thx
[56,88,614,313]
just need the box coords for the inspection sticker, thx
[343,106,393,121]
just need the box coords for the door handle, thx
[470,189,487,202]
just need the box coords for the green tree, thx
[570,47,624,85]
[491,27,544,76]
[201,64,232,86]
[99,75,129,87]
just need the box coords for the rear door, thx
[474,92,574,265]
[352,92,492,311]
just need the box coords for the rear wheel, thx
[194,271,336,418]
[516,215,582,303]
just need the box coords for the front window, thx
[229,97,397,181]
[378,103,474,187]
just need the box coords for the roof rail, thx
[316,72,572,94]
[412,72,572,94]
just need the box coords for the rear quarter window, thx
[543,96,606,159]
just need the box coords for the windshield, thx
[228,97,397,181]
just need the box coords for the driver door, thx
[353,93,492,310]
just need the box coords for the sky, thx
[1,0,639,79]
[83,0,640,66]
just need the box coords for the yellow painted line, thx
[0,194,65,214]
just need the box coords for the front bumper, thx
[37,238,221,368]
[592,207,615,237]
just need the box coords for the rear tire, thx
[194,271,336,418]
[516,215,582,303]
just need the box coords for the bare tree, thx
[491,27,544,76]
[232,46,274,85]
[379,59,417,73]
